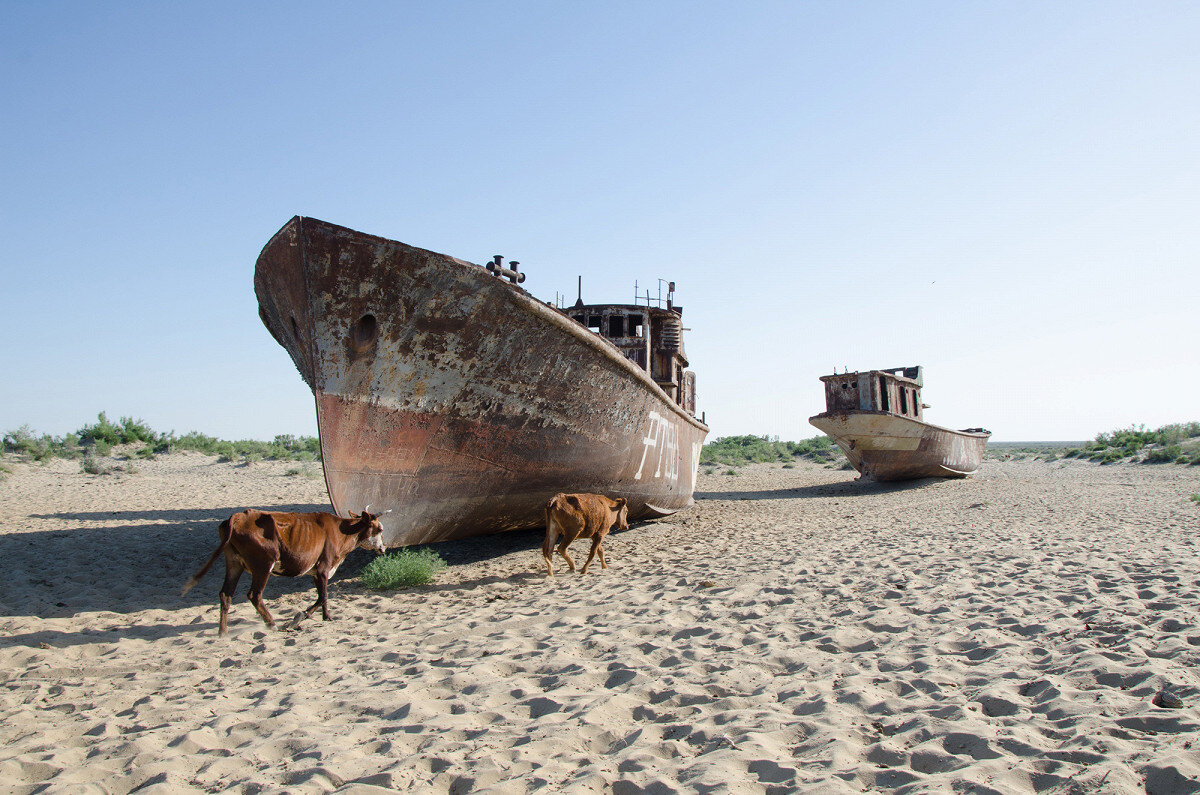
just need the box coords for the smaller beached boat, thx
[808,366,990,481]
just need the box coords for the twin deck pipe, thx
[486,255,525,284]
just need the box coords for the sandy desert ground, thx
[1,452,1199,793]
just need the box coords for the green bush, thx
[700,434,842,466]
[79,412,157,447]
[1144,445,1183,464]
[5,415,324,464]
[1082,422,1200,465]
[3,425,57,462]
[360,548,447,589]
[80,453,107,475]
[3,425,37,455]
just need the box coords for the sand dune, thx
[1,452,1198,793]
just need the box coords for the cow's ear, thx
[613,497,627,510]
[255,512,279,536]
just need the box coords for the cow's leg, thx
[218,557,244,636]
[303,573,333,621]
[557,533,578,573]
[581,536,602,574]
[543,523,559,576]
[597,535,608,570]
[246,568,275,629]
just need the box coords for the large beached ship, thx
[809,366,990,481]
[254,217,709,546]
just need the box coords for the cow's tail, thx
[181,518,232,595]
[543,494,565,559]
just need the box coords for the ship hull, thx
[255,217,708,546]
[809,412,989,481]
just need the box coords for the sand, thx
[1,451,1198,793]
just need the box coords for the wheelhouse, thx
[820,366,924,420]
[564,302,697,416]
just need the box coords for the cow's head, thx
[348,509,388,554]
[612,497,629,531]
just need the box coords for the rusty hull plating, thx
[808,366,990,481]
[254,217,709,546]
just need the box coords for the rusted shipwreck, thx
[254,217,709,547]
[808,366,990,481]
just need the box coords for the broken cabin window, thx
[629,315,644,338]
[609,315,625,338]
[900,387,908,415]
[587,315,602,333]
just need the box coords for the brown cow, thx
[542,493,629,576]
[182,508,387,635]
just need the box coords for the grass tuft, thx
[80,453,108,475]
[360,548,448,590]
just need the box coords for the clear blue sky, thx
[3,2,1197,443]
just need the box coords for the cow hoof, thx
[285,613,307,631]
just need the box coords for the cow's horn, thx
[363,504,371,513]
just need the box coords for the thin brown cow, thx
[542,493,628,576]
[182,509,387,635]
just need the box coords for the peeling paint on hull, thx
[809,412,990,481]
[254,217,709,546]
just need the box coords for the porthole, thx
[350,313,378,353]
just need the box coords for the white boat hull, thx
[809,412,990,481]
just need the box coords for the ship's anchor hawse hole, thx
[350,313,378,352]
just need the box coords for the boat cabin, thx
[565,302,697,416]
[820,366,925,420]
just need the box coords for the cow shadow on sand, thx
[2,504,547,648]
